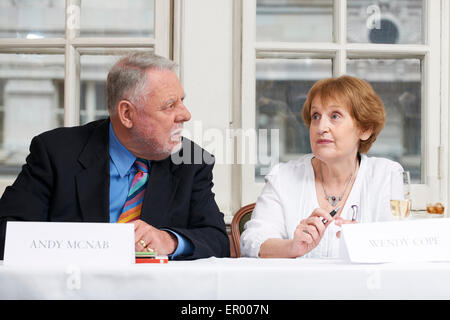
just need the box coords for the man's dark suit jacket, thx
[0,119,230,260]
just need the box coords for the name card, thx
[3,221,135,267]
[340,218,450,263]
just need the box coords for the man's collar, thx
[109,123,136,177]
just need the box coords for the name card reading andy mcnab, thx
[341,218,450,263]
[3,221,135,267]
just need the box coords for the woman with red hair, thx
[241,75,404,259]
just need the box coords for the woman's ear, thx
[117,100,135,129]
[360,127,373,141]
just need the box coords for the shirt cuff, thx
[163,229,194,259]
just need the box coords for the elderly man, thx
[0,52,230,260]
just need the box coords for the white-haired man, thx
[0,52,230,260]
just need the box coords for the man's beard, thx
[132,127,183,160]
[169,127,183,154]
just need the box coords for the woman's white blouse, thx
[240,153,404,258]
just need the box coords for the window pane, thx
[347,59,421,183]
[80,0,154,37]
[0,54,64,174]
[255,58,332,180]
[347,0,423,44]
[256,0,333,42]
[80,55,119,124]
[0,0,65,38]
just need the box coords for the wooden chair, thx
[230,203,255,257]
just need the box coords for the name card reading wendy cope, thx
[340,218,450,263]
[3,221,135,267]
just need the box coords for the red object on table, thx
[135,256,168,264]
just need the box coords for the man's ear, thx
[117,100,135,129]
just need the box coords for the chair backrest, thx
[230,203,255,257]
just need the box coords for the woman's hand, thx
[288,208,335,257]
[333,217,357,239]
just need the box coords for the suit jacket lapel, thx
[140,158,179,227]
[75,120,110,222]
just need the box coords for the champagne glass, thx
[390,171,411,219]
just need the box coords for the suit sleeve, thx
[0,135,54,259]
[168,160,230,260]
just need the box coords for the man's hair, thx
[106,52,177,112]
[302,75,386,154]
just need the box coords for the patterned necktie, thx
[117,158,149,223]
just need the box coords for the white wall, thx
[178,0,235,222]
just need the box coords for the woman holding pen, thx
[240,75,404,258]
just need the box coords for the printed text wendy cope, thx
[368,236,439,248]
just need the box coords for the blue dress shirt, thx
[109,123,193,258]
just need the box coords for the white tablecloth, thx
[1,257,450,299]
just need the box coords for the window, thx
[241,0,445,210]
[0,0,171,176]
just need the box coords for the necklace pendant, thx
[327,195,341,207]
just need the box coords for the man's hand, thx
[132,219,178,255]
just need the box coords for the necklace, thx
[320,162,356,207]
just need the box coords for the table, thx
[1,257,450,300]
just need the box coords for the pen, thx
[323,207,341,224]
[351,205,359,221]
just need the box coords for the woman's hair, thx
[106,52,177,112]
[302,75,386,154]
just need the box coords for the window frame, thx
[241,0,447,211]
[0,0,172,188]
[0,0,171,126]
